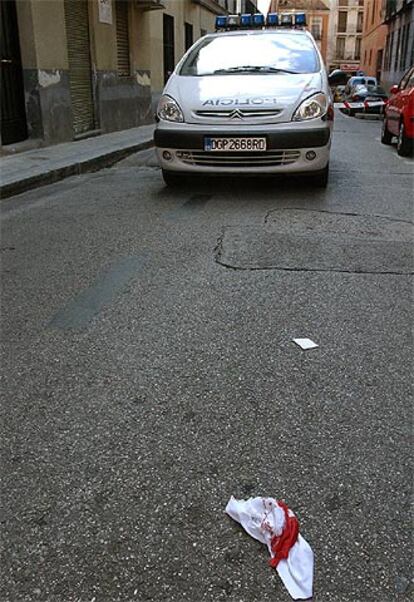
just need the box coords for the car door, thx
[388,68,413,135]
[400,69,414,131]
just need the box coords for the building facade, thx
[0,0,256,149]
[382,0,414,88]
[326,0,365,74]
[359,0,388,82]
[269,0,331,64]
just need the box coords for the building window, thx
[338,11,347,33]
[387,31,394,70]
[116,0,130,77]
[384,32,392,70]
[400,23,410,70]
[371,0,376,25]
[355,37,361,60]
[407,25,412,70]
[376,48,383,82]
[339,0,348,6]
[163,14,175,85]
[310,17,322,41]
[336,37,345,59]
[394,27,401,71]
[357,11,363,33]
[185,22,193,51]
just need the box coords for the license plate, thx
[204,137,267,152]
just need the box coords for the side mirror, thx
[389,84,399,95]
[328,69,348,86]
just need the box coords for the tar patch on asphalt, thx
[49,254,148,330]
[215,209,413,274]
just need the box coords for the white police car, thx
[155,12,340,188]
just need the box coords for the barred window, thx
[336,37,345,59]
[338,12,347,33]
[355,37,361,60]
[310,17,322,41]
[357,11,363,33]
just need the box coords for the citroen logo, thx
[229,109,244,120]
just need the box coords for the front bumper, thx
[154,122,331,174]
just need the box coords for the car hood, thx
[164,72,323,125]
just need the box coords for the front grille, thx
[176,150,301,168]
[194,109,282,120]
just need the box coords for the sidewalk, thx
[0,124,155,199]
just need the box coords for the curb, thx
[1,139,154,199]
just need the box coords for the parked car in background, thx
[344,75,377,96]
[343,84,388,116]
[381,66,414,157]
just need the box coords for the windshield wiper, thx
[213,66,299,74]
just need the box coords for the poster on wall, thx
[98,0,113,24]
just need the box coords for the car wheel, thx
[311,163,329,188]
[162,169,184,188]
[397,122,413,157]
[380,118,393,145]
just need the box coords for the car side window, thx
[399,68,413,90]
[406,72,414,89]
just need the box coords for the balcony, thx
[192,0,228,15]
[135,0,165,10]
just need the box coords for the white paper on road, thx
[225,496,314,600]
[292,338,318,350]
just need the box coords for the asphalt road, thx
[1,111,413,602]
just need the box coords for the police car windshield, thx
[180,32,319,76]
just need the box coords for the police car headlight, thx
[293,93,328,121]
[157,95,184,123]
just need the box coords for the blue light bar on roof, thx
[215,15,227,29]
[280,13,294,26]
[267,13,279,26]
[294,13,307,26]
[227,14,240,27]
[252,13,265,27]
[216,11,305,31]
[240,13,252,27]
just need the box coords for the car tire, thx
[397,122,413,157]
[381,118,393,145]
[162,170,183,188]
[311,163,329,188]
